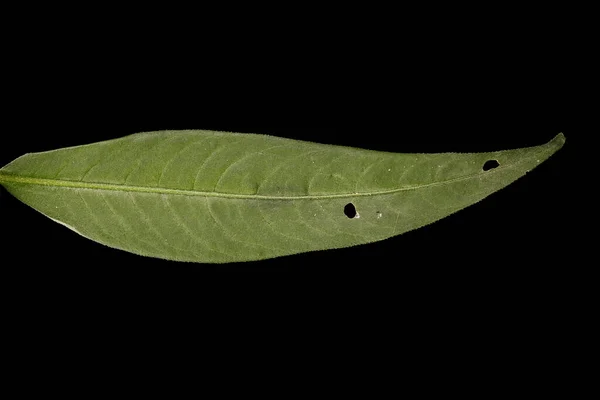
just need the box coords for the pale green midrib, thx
[0,149,550,201]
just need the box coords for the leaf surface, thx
[0,130,565,263]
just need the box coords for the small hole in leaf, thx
[344,203,357,218]
[483,160,500,171]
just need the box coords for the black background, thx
[0,11,587,379]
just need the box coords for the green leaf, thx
[0,130,565,263]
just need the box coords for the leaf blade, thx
[0,131,565,263]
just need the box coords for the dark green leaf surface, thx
[0,130,564,263]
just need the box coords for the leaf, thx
[0,130,565,263]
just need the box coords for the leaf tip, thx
[550,132,566,150]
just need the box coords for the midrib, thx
[0,163,518,201]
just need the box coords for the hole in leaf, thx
[483,160,500,171]
[344,203,357,219]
